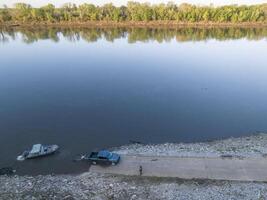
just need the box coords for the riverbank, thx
[1,21,267,28]
[1,172,267,200]
[1,133,267,199]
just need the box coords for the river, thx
[0,27,267,174]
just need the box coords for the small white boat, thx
[17,144,59,161]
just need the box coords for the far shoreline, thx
[1,21,267,29]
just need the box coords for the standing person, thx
[139,165,143,176]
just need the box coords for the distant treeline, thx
[1,27,267,43]
[0,2,267,24]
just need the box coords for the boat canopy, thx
[30,144,42,154]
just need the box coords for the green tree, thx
[14,3,32,22]
[42,4,56,22]
[78,4,98,21]
[0,2,266,24]
[0,5,12,22]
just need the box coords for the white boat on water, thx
[17,144,59,161]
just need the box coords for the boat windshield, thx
[30,144,42,154]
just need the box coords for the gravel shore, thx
[1,173,267,200]
[1,133,267,200]
[115,133,267,158]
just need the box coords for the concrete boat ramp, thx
[90,155,267,182]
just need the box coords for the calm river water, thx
[1,27,267,174]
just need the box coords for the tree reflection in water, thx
[0,27,267,44]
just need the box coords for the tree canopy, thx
[0,2,266,23]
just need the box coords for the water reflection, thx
[0,27,267,44]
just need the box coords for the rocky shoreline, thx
[115,133,267,158]
[2,173,267,200]
[1,133,267,200]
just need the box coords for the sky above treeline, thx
[1,0,266,7]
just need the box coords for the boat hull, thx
[26,145,59,159]
[17,145,59,160]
